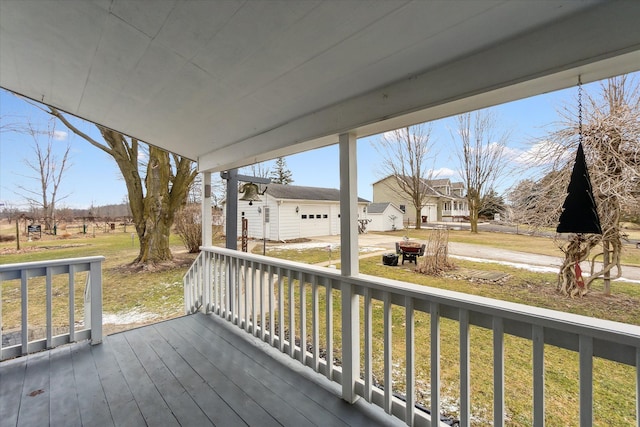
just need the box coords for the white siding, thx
[368,205,404,232]
[277,202,301,241]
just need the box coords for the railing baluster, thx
[459,309,470,427]
[299,272,306,364]
[406,296,415,425]
[533,325,545,427]
[244,260,249,331]
[312,276,319,371]
[223,256,229,319]
[278,267,285,353]
[21,269,28,355]
[579,335,593,427]
[325,278,333,381]
[431,302,440,426]
[46,267,53,348]
[494,317,505,427]
[383,291,392,414]
[288,270,295,358]
[364,287,373,402]
[213,253,218,315]
[69,264,75,341]
[252,261,257,336]
[204,251,211,313]
[269,265,274,346]
[260,263,265,341]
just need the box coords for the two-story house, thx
[372,175,469,225]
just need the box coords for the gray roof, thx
[367,202,394,214]
[266,183,369,203]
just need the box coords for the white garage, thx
[224,183,368,241]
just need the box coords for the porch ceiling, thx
[1,1,639,172]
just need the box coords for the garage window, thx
[302,215,307,219]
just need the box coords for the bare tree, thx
[516,75,640,296]
[375,124,436,229]
[15,121,71,231]
[242,161,271,179]
[452,110,509,233]
[47,107,197,265]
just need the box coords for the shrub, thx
[174,204,202,253]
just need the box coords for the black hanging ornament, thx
[556,78,602,235]
[556,143,602,234]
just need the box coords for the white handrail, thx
[184,246,640,426]
[1,256,104,361]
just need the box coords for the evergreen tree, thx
[269,157,294,184]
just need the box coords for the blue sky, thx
[0,76,618,210]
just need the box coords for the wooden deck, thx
[0,313,403,427]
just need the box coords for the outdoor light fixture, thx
[295,206,299,214]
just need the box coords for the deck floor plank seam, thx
[106,333,180,427]
[90,336,147,427]
[17,351,51,427]
[142,323,249,427]
[70,342,114,427]
[169,319,317,426]
[49,345,82,427]
[123,327,215,426]
[0,356,27,427]
[156,318,283,427]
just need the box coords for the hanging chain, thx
[578,75,583,145]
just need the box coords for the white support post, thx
[202,171,213,247]
[339,132,360,404]
[339,132,358,276]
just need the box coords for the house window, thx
[399,204,406,213]
[264,207,270,223]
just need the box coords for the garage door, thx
[300,205,331,237]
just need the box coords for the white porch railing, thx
[184,247,640,427]
[1,256,104,361]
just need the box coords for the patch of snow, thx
[450,255,558,273]
[103,309,160,325]
[450,255,640,284]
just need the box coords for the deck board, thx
[17,351,50,427]
[0,356,26,427]
[0,313,404,427]
[49,346,81,427]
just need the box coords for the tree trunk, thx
[415,207,422,229]
[603,240,611,295]
[469,196,479,233]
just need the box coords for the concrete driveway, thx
[310,233,640,283]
